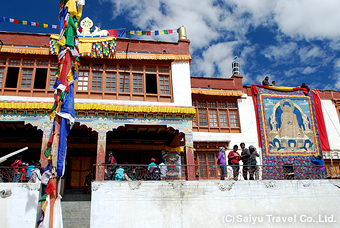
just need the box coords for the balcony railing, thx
[0,164,338,182]
[94,164,340,181]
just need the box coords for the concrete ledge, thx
[91,180,340,228]
[0,183,41,228]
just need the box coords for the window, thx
[0,68,4,88]
[198,109,207,126]
[120,64,129,71]
[9,59,20,66]
[92,72,102,91]
[133,65,143,71]
[229,110,238,127]
[195,152,218,179]
[106,64,116,70]
[21,69,33,88]
[93,64,102,71]
[192,99,240,132]
[120,73,129,92]
[37,60,48,67]
[146,74,157,94]
[133,74,143,93]
[23,60,34,66]
[159,66,169,73]
[0,59,6,65]
[146,66,156,72]
[106,72,116,92]
[78,71,89,91]
[209,110,218,127]
[159,76,169,94]
[34,69,47,89]
[49,70,56,89]
[219,110,228,127]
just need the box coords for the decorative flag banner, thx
[49,34,116,57]
[126,28,179,36]
[0,16,60,29]
[0,16,179,37]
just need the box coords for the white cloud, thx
[262,42,298,61]
[101,0,340,86]
[302,66,317,75]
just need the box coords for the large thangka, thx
[251,85,330,179]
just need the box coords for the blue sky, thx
[1,0,340,90]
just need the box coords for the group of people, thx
[262,76,276,86]
[217,143,260,181]
[10,155,42,183]
[105,151,167,181]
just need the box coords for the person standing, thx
[217,147,226,180]
[249,145,260,180]
[228,145,242,180]
[262,76,269,86]
[240,143,251,180]
[29,162,42,183]
[159,158,167,180]
[11,155,23,182]
[310,155,325,179]
[107,151,117,167]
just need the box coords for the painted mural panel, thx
[253,86,323,180]
[162,150,181,178]
[260,95,319,156]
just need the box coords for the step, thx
[61,201,91,228]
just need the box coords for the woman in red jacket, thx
[228,145,242,180]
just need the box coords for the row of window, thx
[192,100,239,129]
[0,58,172,99]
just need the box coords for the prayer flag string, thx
[0,16,60,29]
[0,16,178,36]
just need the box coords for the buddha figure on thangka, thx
[263,97,318,154]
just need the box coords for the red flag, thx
[146,31,151,36]
[45,180,56,195]
[108,29,118,37]
[168,29,173,34]
[36,22,40,27]
[13,19,18,24]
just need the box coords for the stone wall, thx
[91,180,340,228]
[0,183,40,228]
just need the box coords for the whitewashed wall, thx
[193,95,261,163]
[171,61,192,106]
[91,180,340,228]
[0,183,41,228]
[321,99,340,150]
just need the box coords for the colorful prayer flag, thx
[155,30,159,35]
[146,31,151,36]
[137,31,142,36]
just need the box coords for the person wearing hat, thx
[148,158,157,173]
[217,147,226,180]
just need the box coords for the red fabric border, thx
[312,89,331,151]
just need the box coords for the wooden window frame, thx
[195,152,218,179]
[192,97,241,133]
[0,57,173,103]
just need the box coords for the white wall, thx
[321,99,340,150]
[171,61,192,106]
[193,95,260,163]
[0,183,41,228]
[91,180,340,228]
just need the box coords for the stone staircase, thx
[61,189,91,228]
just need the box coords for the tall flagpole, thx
[45,1,84,227]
